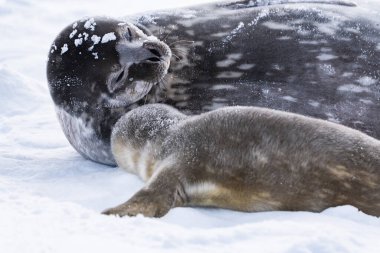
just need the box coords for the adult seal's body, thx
[47,0,380,165]
[103,104,380,217]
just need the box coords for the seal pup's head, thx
[47,17,172,111]
[111,104,186,177]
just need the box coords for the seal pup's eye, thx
[126,27,133,41]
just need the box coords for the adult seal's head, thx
[47,17,171,109]
[47,17,172,165]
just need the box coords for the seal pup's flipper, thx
[102,167,187,218]
[219,0,357,9]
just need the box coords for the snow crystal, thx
[299,40,320,45]
[92,52,99,59]
[50,44,57,53]
[224,22,245,42]
[238,63,256,70]
[60,44,68,55]
[101,32,117,43]
[216,59,235,67]
[342,72,353,77]
[317,53,338,61]
[248,9,269,27]
[320,64,336,75]
[216,54,242,68]
[88,35,101,51]
[282,96,298,102]
[210,84,238,90]
[308,100,320,107]
[216,71,243,78]
[233,22,245,34]
[72,22,78,29]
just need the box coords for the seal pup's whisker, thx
[161,29,171,43]
[47,2,380,169]
[158,26,169,41]
[47,18,172,165]
[169,40,195,47]
[171,48,188,58]
[159,76,170,91]
[171,53,181,60]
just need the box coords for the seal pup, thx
[47,0,380,165]
[103,104,380,218]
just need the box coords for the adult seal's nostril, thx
[142,44,163,62]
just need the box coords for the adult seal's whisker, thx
[105,104,380,218]
[47,17,171,165]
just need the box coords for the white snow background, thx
[1,0,380,252]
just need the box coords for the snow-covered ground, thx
[1,0,380,252]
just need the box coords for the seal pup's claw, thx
[102,188,174,218]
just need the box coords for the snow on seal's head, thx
[47,17,172,111]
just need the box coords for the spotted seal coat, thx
[47,0,380,165]
[102,104,380,217]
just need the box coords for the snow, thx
[357,76,377,86]
[0,0,380,252]
[92,52,99,59]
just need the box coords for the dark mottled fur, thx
[47,1,380,166]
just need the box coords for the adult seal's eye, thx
[126,27,133,41]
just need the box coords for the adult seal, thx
[47,0,380,165]
[47,18,172,164]
[103,104,380,217]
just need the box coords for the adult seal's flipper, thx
[48,1,380,166]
